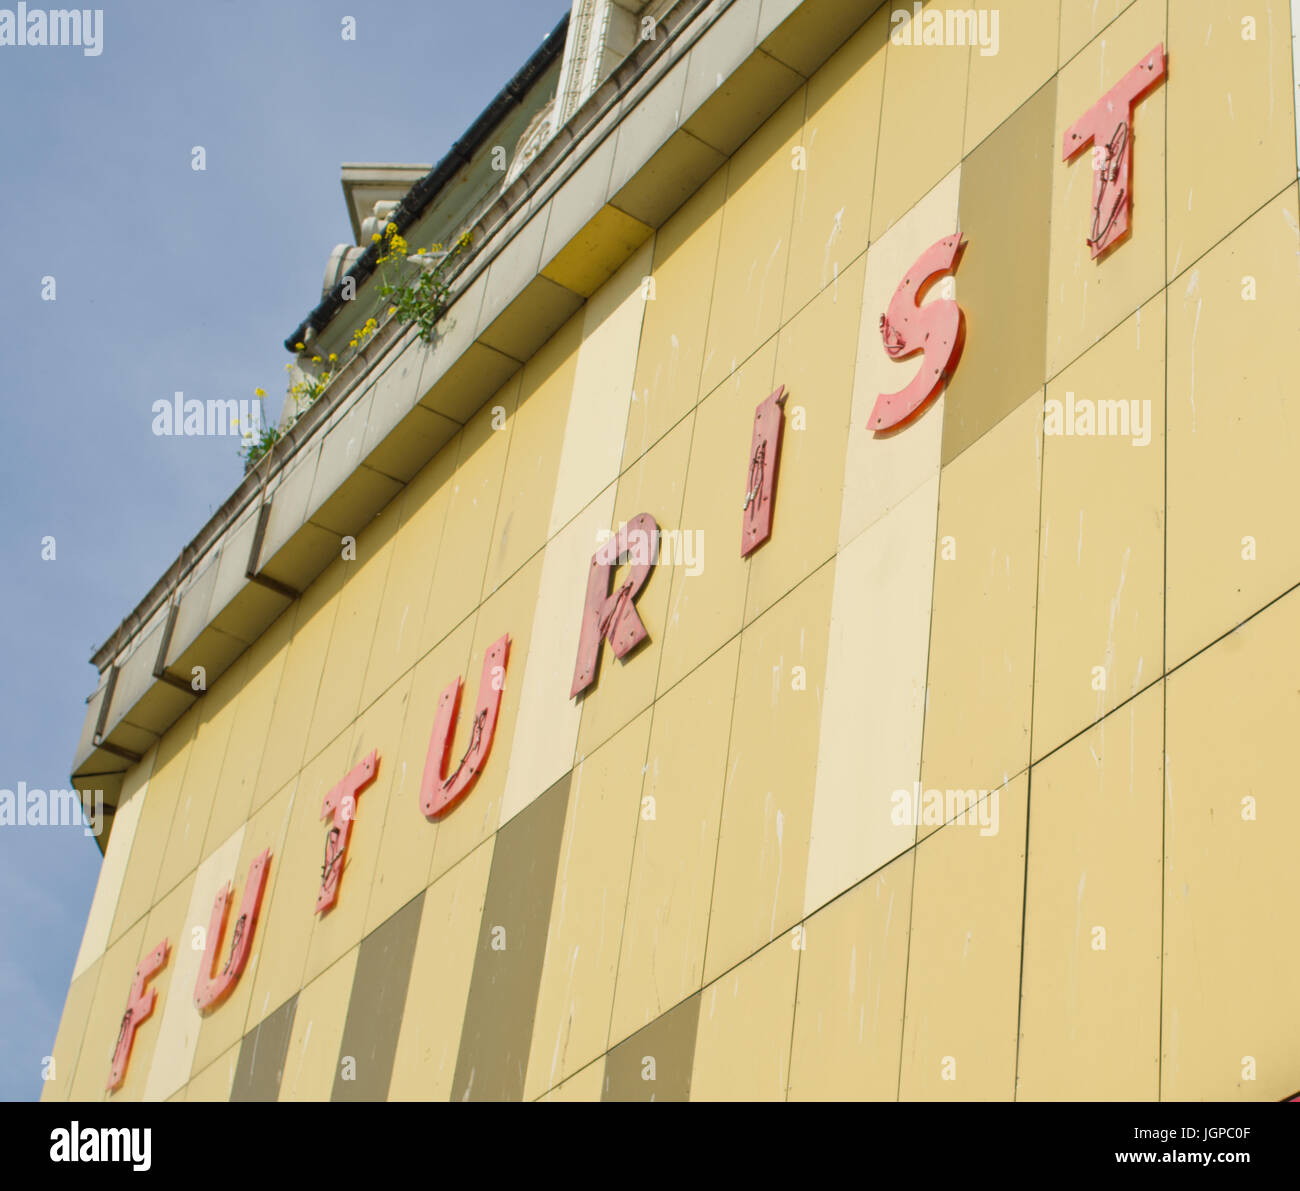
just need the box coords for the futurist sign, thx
[105,49,1167,1091]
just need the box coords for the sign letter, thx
[107,939,169,1092]
[420,634,510,819]
[193,851,271,1011]
[317,752,378,914]
[571,514,658,698]
[741,386,787,556]
[870,234,966,432]
[1062,44,1166,257]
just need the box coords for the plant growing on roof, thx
[239,222,471,471]
[239,389,281,469]
[239,348,338,471]
[373,221,473,346]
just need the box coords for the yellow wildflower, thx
[254,387,266,398]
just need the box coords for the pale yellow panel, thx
[499,485,616,827]
[278,948,359,1101]
[898,773,1027,1101]
[575,416,693,759]
[73,749,155,979]
[154,652,249,900]
[782,7,888,321]
[1164,589,1300,1101]
[1018,684,1162,1101]
[419,375,520,655]
[193,777,298,1072]
[804,476,938,918]
[202,609,294,861]
[252,562,346,810]
[186,1044,240,1102]
[870,3,970,242]
[704,563,834,983]
[430,550,544,882]
[143,824,246,1102]
[303,674,413,988]
[699,88,803,399]
[41,960,100,1102]
[609,638,739,1046]
[921,390,1041,808]
[1059,0,1138,64]
[656,340,776,696]
[524,712,650,1098]
[362,618,474,935]
[109,708,198,945]
[623,167,727,471]
[788,851,913,1101]
[69,919,147,1102]
[1045,0,1167,379]
[1167,0,1296,281]
[360,439,460,710]
[838,167,958,551]
[387,839,494,1100]
[537,1061,604,1102]
[749,255,864,622]
[964,0,1060,153]
[691,935,799,1102]
[115,874,196,1101]
[1167,188,1300,667]
[1034,297,1164,760]
[302,509,399,763]
[548,240,653,538]
[481,313,584,596]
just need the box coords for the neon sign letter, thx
[316,751,377,914]
[571,513,658,698]
[193,850,270,1011]
[420,634,510,819]
[869,234,966,432]
[107,939,169,1092]
[1062,44,1166,258]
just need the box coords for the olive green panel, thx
[942,78,1056,466]
[450,772,571,1101]
[332,891,425,1101]
[230,994,298,1103]
[602,992,701,1103]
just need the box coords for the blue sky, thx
[0,0,571,1101]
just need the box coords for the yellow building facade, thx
[45,0,1300,1102]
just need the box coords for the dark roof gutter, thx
[282,12,570,352]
